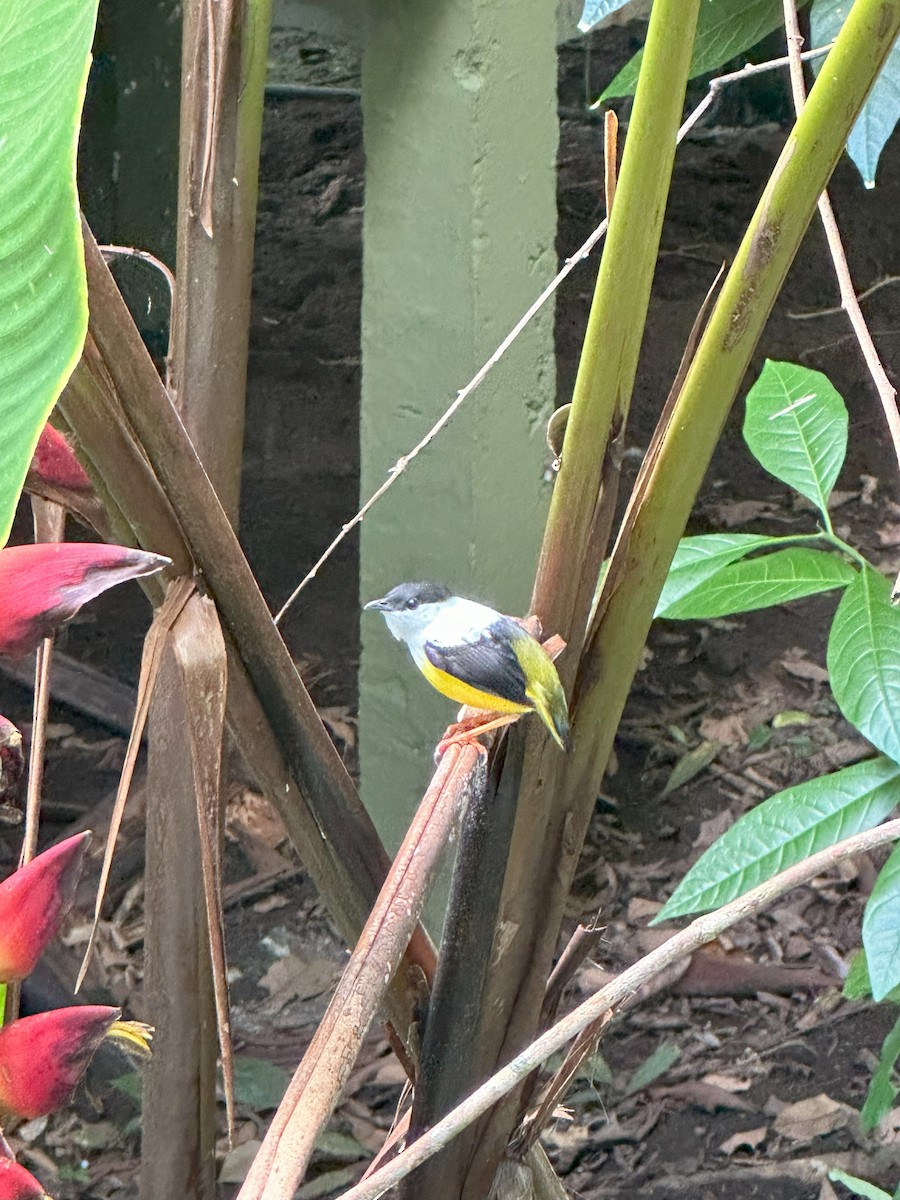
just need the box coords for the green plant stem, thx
[570,0,900,819]
[822,530,870,570]
[531,0,702,654]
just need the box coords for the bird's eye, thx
[405,597,419,610]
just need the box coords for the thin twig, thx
[273,44,834,625]
[781,1,900,578]
[272,218,608,624]
[673,41,833,140]
[19,640,53,867]
[788,273,900,319]
[336,815,900,1200]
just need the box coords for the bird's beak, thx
[364,597,389,612]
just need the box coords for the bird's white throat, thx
[382,595,503,659]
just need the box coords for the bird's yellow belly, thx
[419,658,530,715]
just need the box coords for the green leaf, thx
[0,0,97,547]
[662,740,721,796]
[624,1042,680,1095]
[860,1010,900,1131]
[601,0,785,100]
[811,0,900,187]
[297,1169,359,1200]
[578,0,634,34]
[771,710,814,729]
[743,361,848,517]
[660,547,855,620]
[313,1131,367,1163]
[843,949,872,1000]
[656,757,900,921]
[233,1057,290,1110]
[864,843,900,1002]
[828,567,900,764]
[829,1167,894,1200]
[655,533,788,617]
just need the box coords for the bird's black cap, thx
[364,581,452,612]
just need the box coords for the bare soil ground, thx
[2,35,900,1200]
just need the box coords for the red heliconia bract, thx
[0,1006,119,1120]
[0,1158,49,1200]
[0,543,170,658]
[0,833,90,983]
[27,425,92,494]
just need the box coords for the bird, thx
[364,581,571,751]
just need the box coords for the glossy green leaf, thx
[655,533,786,617]
[656,757,900,921]
[660,547,855,620]
[601,0,784,100]
[0,0,98,546]
[743,361,848,517]
[864,843,900,1002]
[828,567,900,764]
[811,0,900,187]
[578,0,633,34]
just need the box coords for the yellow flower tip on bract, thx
[107,1020,154,1059]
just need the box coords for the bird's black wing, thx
[424,617,529,705]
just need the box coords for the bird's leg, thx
[435,712,522,761]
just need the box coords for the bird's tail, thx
[531,683,571,752]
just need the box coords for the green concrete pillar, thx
[359,0,559,854]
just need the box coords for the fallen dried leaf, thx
[719,1125,768,1154]
[701,1073,753,1093]
[253,894,290,914]
[627,897,662,925]
[259,954,340,1011]
[712,500,779,527]
[219,1140,262,1184]
[694,810,734,851]
[699,713,747,746]
[773,1093,856,1143]
[651,1081,756,1114]
[780,648,829,684]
